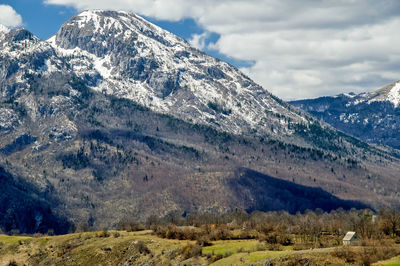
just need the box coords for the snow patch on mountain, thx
[0,24,8,31]
[74,10,103,30]
[342,92,357,98]
[0,24,9,36]
[1,10,314,141]
[93,55,112,79]
[388,82,400,107]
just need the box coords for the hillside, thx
[290,81,400,149]
[1,207,400,266]
[0,11,400,233]
[0,232,390,265]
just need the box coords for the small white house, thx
[343,231,360,245]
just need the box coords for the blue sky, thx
[1,0,76,39]
[1,1,400,100]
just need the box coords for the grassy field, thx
[1,231,400,265]
[0,235,33,244]
[208,245,339,265]
[202,239,269,255]
[0,230,207,266]
[373,255,400,265]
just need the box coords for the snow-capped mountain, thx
[1,11,400,233]
[290,81,400,149]
[354,81,400,107]
[15,10,307,138]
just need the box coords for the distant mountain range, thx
[1,10,400,234]
[290,81,400,149]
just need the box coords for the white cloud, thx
[44,0,400,99]
[0,5,23,27]
[188,32,209,50]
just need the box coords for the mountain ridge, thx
[0,10,399,233]
[290,81,400,149]
[46,10,312,139]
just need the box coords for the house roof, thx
[343,231,358,241]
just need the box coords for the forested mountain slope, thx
[0,11,399,233]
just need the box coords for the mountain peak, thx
[47,10,307,137]
[71,9,131,30]
[345,80,400,108]
[290,80,400,149]
[0,26,38,50]
[78,9,132,19]
[55,9,185,53]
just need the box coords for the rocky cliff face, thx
[0,11,400,233]
[48,10,313,138]
[290,81,400,149]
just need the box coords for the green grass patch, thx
[0,234,32,244]
[373,255,400,265]
[249,250,292,262]
[210,249,293,265]
[203,240,263,256]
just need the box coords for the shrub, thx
[284,255,312,266]
[331,246,357,263]
[196,235,212,247]
[255,243,267,251]
[154,225,205,241]
[57,249,64,257]
[267,244,283,251]
[154,224,237,242]
[119,220,145,232]
[7,260,18,266]
[255,223,274,235]
[209,254,223,263]
[179,243,202,259]
[264,233,278,244]
[258,233,267,242]
[153,225,167,238]
[209,228,232,241]
[262,232,292,246]
[235,229,258,240]
[96,228,110,238]
[278,233,293,246]
[135,241,151,254]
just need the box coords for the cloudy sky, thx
[1,1,400,100]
